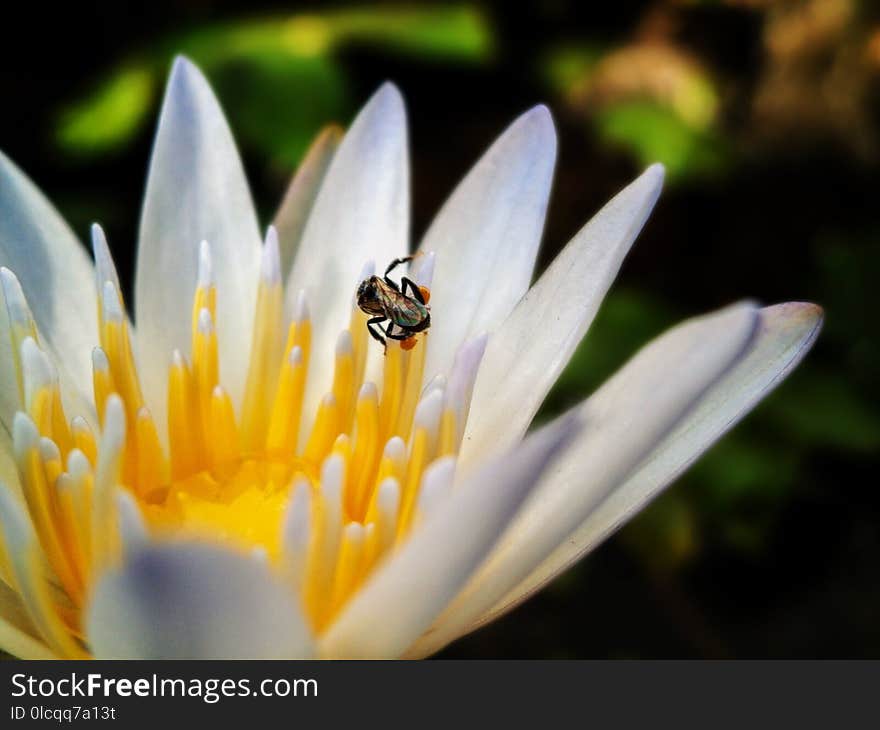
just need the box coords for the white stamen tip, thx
[102,394,127,451]
[377,477,400,513]
[12,411,40,455]
[102,280,124,322]
[358,381,378,401]
[422,374,447,398]
[91,223,121,293]
[212,385,226,400]
[418,456,456,516]
[0,267,32,328]
[198,240,213,288]
[336,330,353,356]
[38,436,61,463]
[21,338,55,406]
[283,479,312,552]
[56,473,72,496]
[171,349,187,369]
[261,227,281,285]
[92,347,110,373]
[383,436,406,462]
[414,389,444,431]
[197,307,214,334]
[67,449,91,479]
[294,290,310,323]
[321,454,345,504]
[288,345,303,366]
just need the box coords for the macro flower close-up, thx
[0,56,822,660]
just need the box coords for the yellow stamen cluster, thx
[0,231,483,652]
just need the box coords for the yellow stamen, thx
[331,331,356,434]
[134,407,168,498]
[346,383,379,521]
[192,308,219,435]
[70,417,98,467]
[167,351,204,479]
[241,232,284,452]
[208,386,240,471]
[378,342,403,442]
[266,347,306,457]
[303,394,339,466]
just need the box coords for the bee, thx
[356,256,431,351]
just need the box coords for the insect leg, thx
[386,328,414,341]
[366,316,388,347]
[383,321,411,341]
[384,256,413,278]
[400,277,426,304]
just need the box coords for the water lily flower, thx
[0,57,821,659]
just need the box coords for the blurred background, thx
[0,0,877,657]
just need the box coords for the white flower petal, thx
[477,302,824,627]
[319,414,579,659]
[136,57,261,429]
[420,106,557,383]
[87,542,314,659]
[407,301,760,657]
[0,151,98,421]
[461,164,665,468]
[273,126,342,278]
[285,83,409,427]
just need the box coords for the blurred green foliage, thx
[56,6,492,165]
[594,102,729,181]
[542,41,726,181]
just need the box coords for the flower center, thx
[2,236,484,637]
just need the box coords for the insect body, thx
[356,256,431,351]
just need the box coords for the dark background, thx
[1,0,877,657]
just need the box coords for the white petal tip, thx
[645,162,666,182]
[169,55,202,85]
